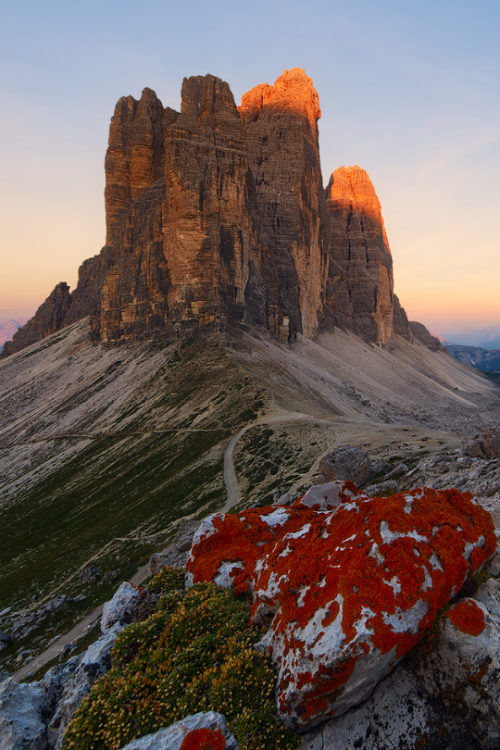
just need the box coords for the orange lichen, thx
[179,727,226,750]
[446,599,486,637]
[187,484,496,727]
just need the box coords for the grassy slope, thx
[0,329,267,672]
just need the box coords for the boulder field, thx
[186,481,496,730]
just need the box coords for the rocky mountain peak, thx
[239,67,321,133]
[324,165,396,344]
[327,165,390,242]
[180,74,238,124]
[3,69,431,357]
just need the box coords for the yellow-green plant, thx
[62,569,299,750]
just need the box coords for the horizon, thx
[1,1,499,332]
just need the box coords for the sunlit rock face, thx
[186,482,496,730]
[324,166,404,344]
[3,70,421,355]
[239,68,329,340]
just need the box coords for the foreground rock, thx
[317,446,375,487]
[0,678,49,750]
[148,520,201,575]
[118,712,238,750]
[0,583,137,750]
[463,427,500,459]
[47,624,123,749]
[187,482,496,730]
[301,581,500,749]
[100,582,139,633]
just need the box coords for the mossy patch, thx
[62,570,299,750]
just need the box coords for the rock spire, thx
[3,70,422,357]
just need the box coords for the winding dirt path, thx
[221,411,333,512]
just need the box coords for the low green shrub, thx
[147,566,185,596]
[62,569,299,750]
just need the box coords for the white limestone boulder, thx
[117,711,238,750]
[101,581,139,633]
[0,677,48,750]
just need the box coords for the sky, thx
[0,0,499,337]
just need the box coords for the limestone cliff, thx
[324,166,411,344]
[3,70,426,357]
[239,69,328,339]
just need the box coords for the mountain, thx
[0,319,26,352]
[447,344,500,371]
[2,69,496,689]
[2,68,440,359]
[440,325,500,350]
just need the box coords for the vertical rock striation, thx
[324,166,409,344]
[2,70,425,357]
[239,68,328,339]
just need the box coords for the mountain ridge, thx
[2,69,439,359]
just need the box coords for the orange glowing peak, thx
[239,68,321,131]
[326,165,390,248]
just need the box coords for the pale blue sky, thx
[1,0,499,334]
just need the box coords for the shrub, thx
[62,569,299,750]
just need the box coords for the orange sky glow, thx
[0,1,499,340]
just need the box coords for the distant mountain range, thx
[440,325,500,350]
[446,344,500,372]
[0,319,26,352]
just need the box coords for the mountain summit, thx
[3,69,431,357]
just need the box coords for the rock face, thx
[0,320,25,352]
[302,580,500,749]
[0,678,49,750]
[239,69,329,339]
[324,166,400,344]
[409,320,445,351]
[2,69,427,358]
[186,482,496,730]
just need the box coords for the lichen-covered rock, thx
[100,581,139,633]
[301,581,500,749]
[187,483,496,730]
[117,711,238,750]
[0,677,48,750]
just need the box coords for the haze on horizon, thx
[1,0,499,337]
